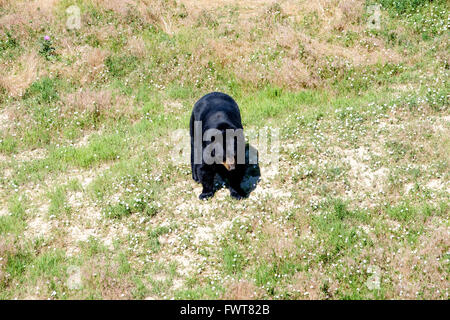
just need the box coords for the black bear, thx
[190,92,247,200]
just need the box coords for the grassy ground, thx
[0,0,448,299]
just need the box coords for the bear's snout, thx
[223,156,236,171]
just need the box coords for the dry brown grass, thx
[0,0,57,37]
[63,88,111,114]
[358,219,449,300]
[193,1,399,89]
[81,47,108,83]
[290,270,325,299]
[57,45,108,85]
[81,257,134,299]
[0,237,18,288]
[223,279,258,299]
[388,225,449,299]
[294,0,363,31]
[0,0,400,91]
[0,52,39,97]
[93,0,136,16]
[298,31,399,65]
[339,0,364,22]
[259,223,296,260]
[333,0,364,31]
[62,87,134,121]
[93,0,180,34]
[127,35,147,58]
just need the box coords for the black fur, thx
[190,92,246,200]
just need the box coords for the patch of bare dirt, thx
[193,220,232,245]
[24,202,52,239]
[172,250,203,276]
[341,147,389,194]
[426,179,450,193]
[0,110,10,131]
[0,206,9,217]
[13,148,47,162]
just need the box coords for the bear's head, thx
[203,122,245,171]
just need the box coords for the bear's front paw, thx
[230,190,245,200]
[199,192,214,200]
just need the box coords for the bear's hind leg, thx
[191,142,199,182]
[228,171,246,200]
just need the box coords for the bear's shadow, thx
[212,144,261,197]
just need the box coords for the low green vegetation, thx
[0,0,448,299]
